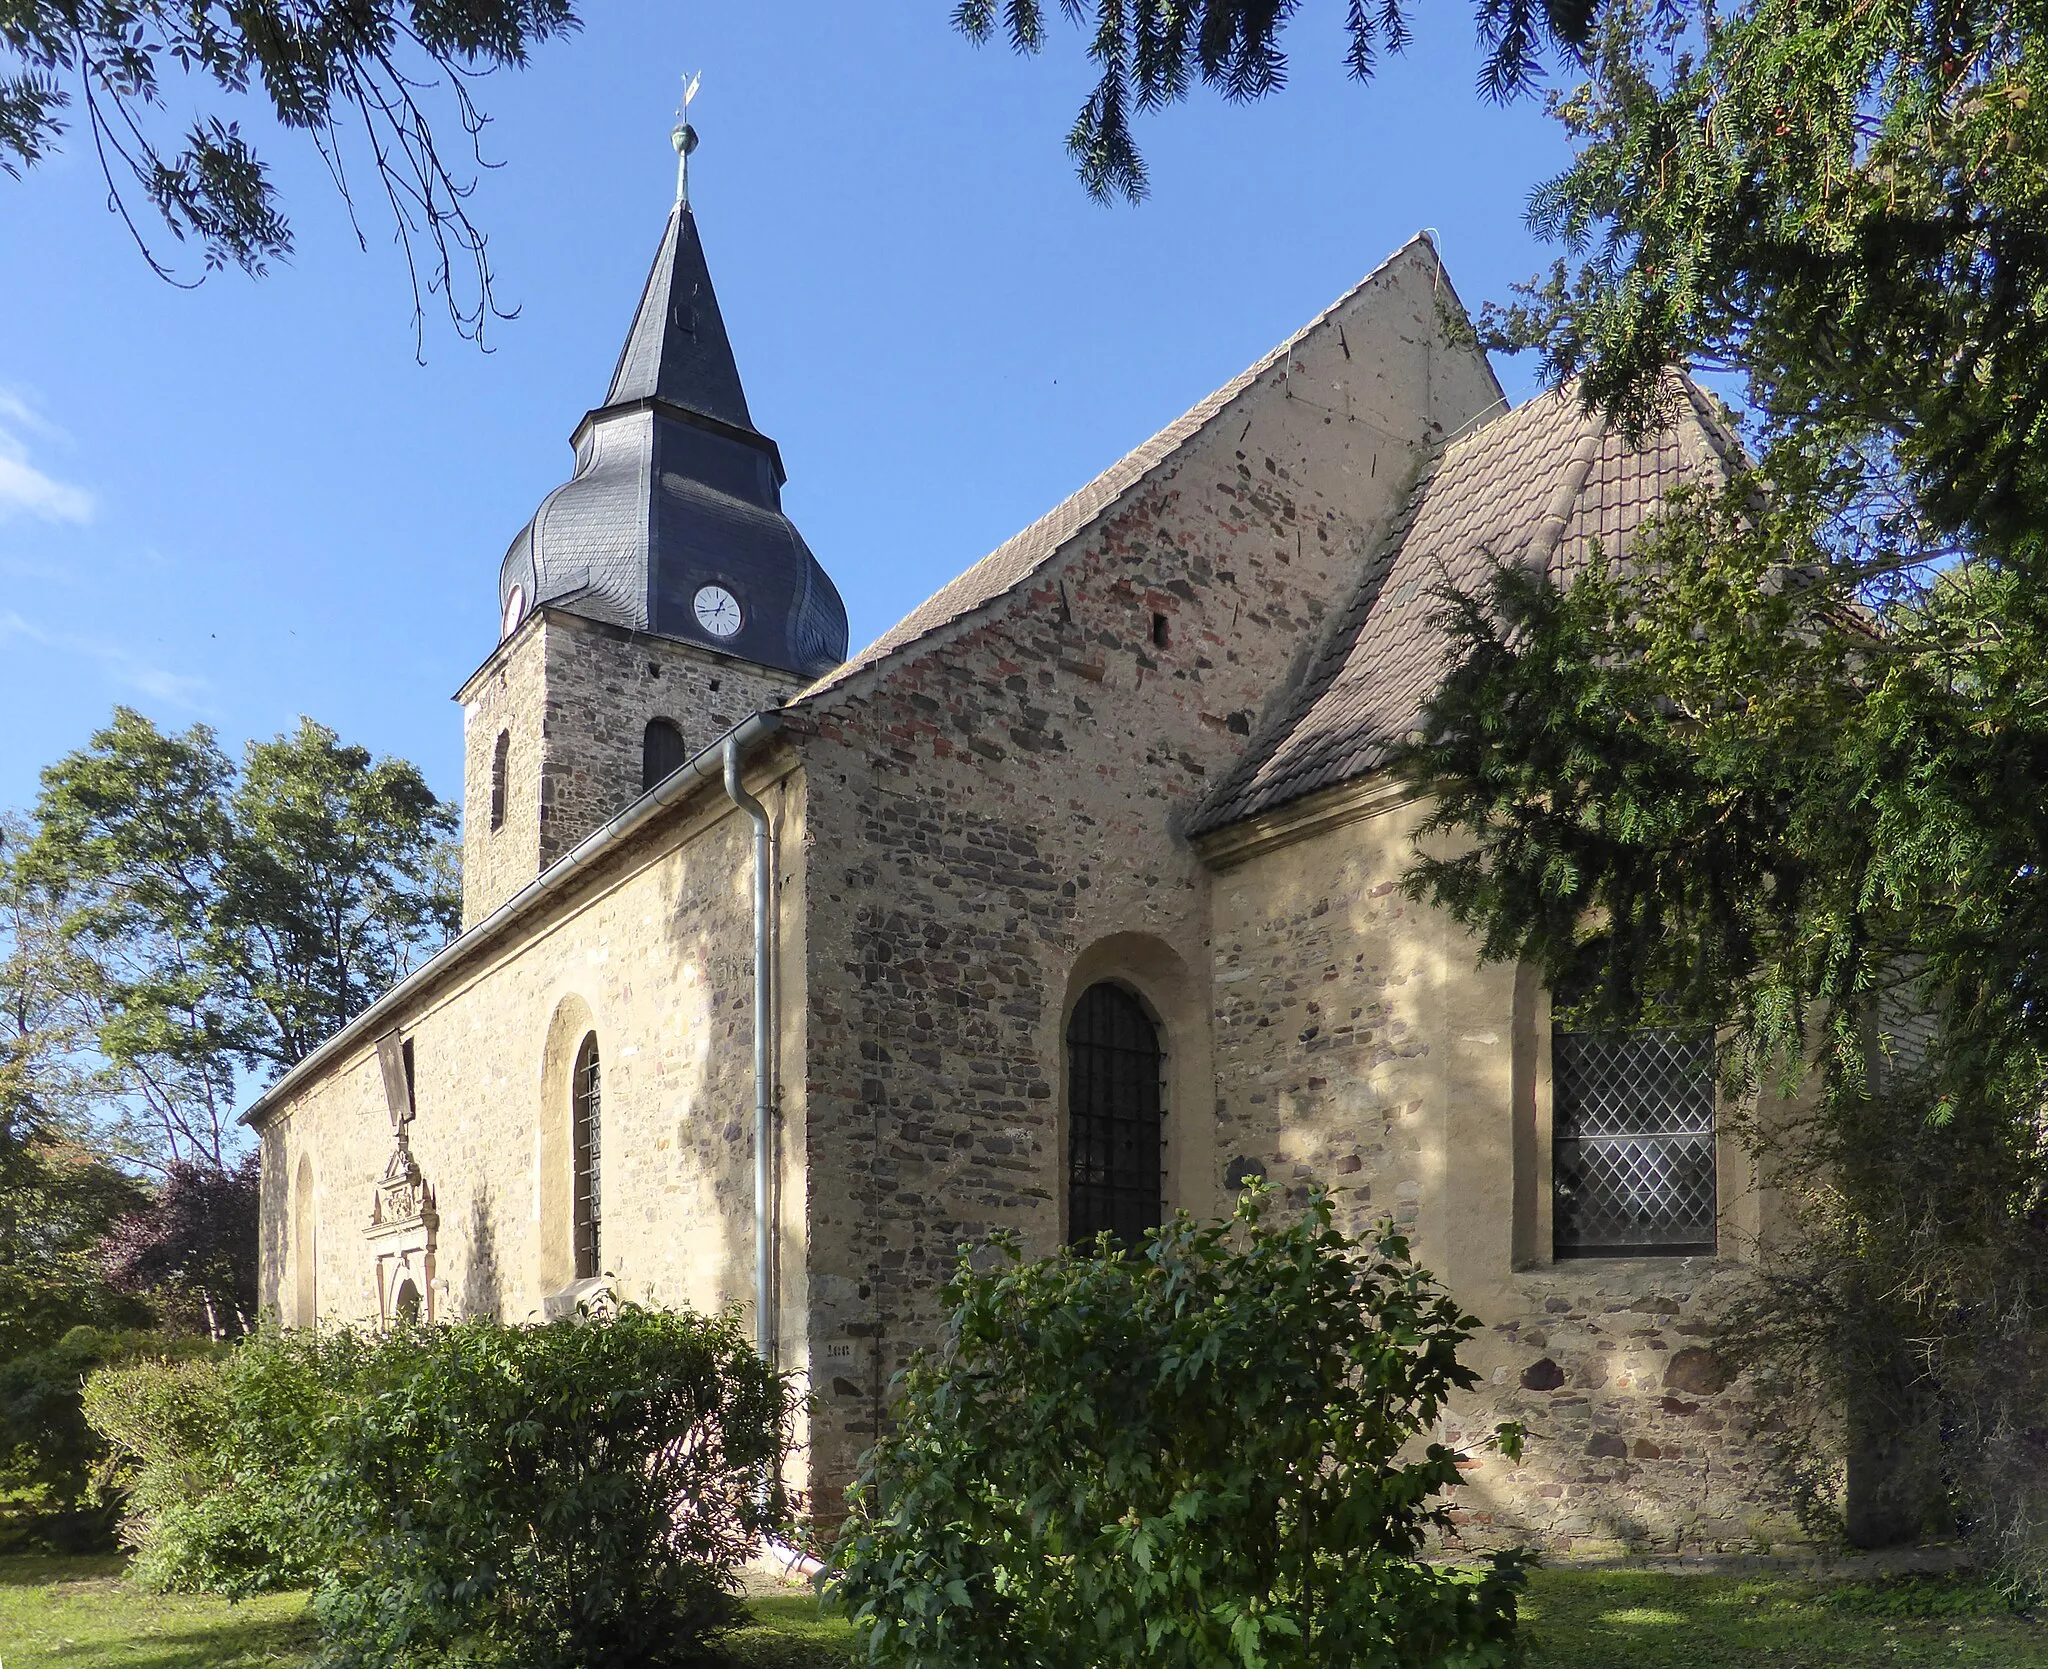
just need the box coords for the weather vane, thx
[672,72,702,207]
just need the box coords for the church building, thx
[249,141,1797,1556]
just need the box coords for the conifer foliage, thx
[0,1,579,338]
[1391,487,2048,1580]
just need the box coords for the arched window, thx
[1066,982,1163,1248]
[293,1156,317,1327]
[572,1032,603,1279]
[489,730,510,831]
[642,717,687,791]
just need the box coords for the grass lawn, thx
[1521,1569,2045,1667]
[1,1556,2041,1667]
[0,1555,313,1667]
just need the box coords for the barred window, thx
[572,1032,603,1279]
[1066,983,1163,1248]
[642,717,687,790]
[1553,1028,1716,1257]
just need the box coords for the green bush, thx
[310,1303,798,1669]
[95,1304,801,1667]
[83,1325,360,1593]
[827,1189,1530,1669]
[0,1326,217,1554]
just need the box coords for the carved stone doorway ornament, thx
[368,1030,438,1325]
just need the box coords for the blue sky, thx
[0,3,1572,816]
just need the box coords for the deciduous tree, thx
[20,708,457,1172]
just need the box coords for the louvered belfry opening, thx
[1553,1028,1717,1257]
[1066,983,1164,1248]
[641,717,687,790]
[572,1032,603,1279]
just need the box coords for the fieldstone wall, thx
[255,762,812,1467]
[457,608,801,926]
[1444,1264,1789,1556]
[457,622,547,928]
[1203,786,1800,1555]
[787,241,1505,1516]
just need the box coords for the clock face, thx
[501,584,525,641]
[693,584,743,639]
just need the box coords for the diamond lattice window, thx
[1553,1028,1716,1257]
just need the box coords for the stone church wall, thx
[256,766,812,1428]
[1203,786,1800,1556]
[457,610,801,925]
[788,242,1506,1517]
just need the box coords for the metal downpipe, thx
[723,731,777,1366]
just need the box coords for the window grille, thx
[1067,983,1163,1248]
[1553,1028,1716,1257]
[572,1033,603,1279]
[642,718,687,790]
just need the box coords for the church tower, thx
[456,121,847,927]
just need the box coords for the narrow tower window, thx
[1552,1027,1716,1256]
[642,718,688,791]
[1066,983,1164,1248]
[293,1156,317,1327]
[489,730,510,831]
[572,1032,603,1279]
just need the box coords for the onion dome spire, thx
[495,103,848,679]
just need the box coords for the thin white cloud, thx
[0,610,213,711]
[0,390,93,525]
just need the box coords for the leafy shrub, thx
[0,1326,218,1554]
[92,1304,799,1665]
[308,1303,798,1669]
[84,1324,361,1593]
[827,1188,1530,1669]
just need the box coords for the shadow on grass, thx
[0,1552,126,1586]
[1522,1570,2046,1669]
[721,1594,856,1666]
[29,1617,314,1669]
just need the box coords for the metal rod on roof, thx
[673,72,702,207]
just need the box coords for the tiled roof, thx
[1189,375,1740,833]
[795,235,1482,704]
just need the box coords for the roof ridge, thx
[792,233,1491,708]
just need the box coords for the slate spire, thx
[495,128,848,679]
[601,204,756,434]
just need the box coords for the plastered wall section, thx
[257,763,816,1484]
[457,609,802,925]
[789,243,1507,1517]
[1207,787,1804,1557]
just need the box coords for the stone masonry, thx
[787,240,1507,1500]
[1201,784,1797,1556]
[457,607,801,925]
